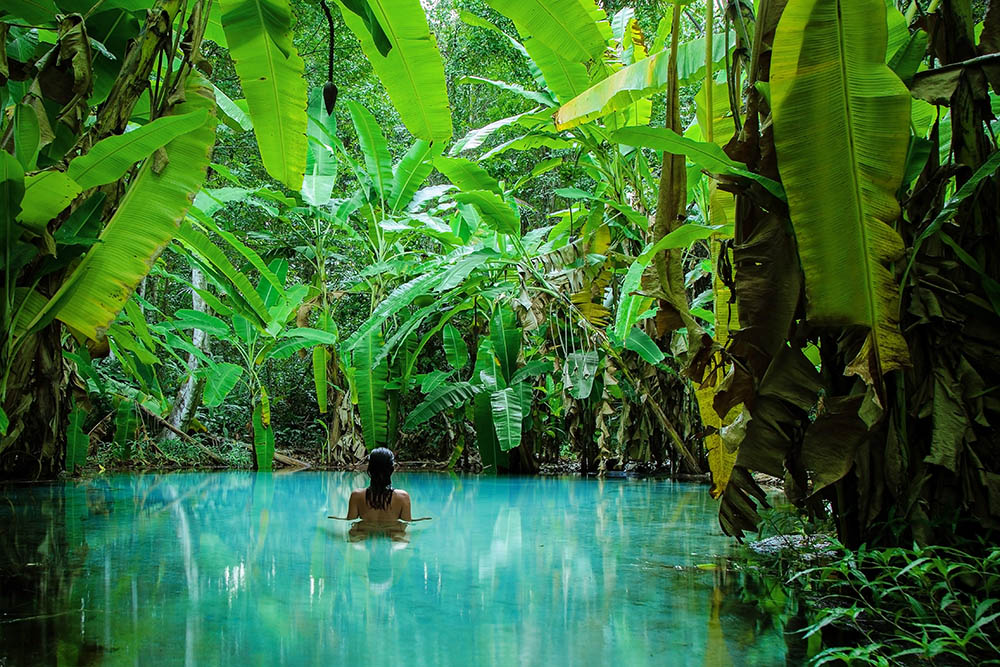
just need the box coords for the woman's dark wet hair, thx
[366,448,395,511]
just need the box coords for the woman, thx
[330,448,430,524]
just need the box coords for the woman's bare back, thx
[347,488,412,523]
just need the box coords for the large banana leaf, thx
[433,156,503,195]
[313,346,329,414]
[252,397,276,471]
[490,387,524,451]
[175,222,272,326]
[354,331,388,450]
[450,110,537,156]
[452,191,519,236]
[65,399,88,474]
[485,0,610,64]
[555,50,670,130]
[441,323,468,370]
[347,101,394,199]
[389,139,437,212]
[68,110,209,190]
[610,126,784,200]
[342,271,444,351]
[40,76,217,341]
[522,38,590,104]
[770,0,911,381]
[404,381,480,429]
[489,306,521,384]
[112,399,138,460]
[203,362,244,407]
[301,89,338,207]
[336,0,452,143]
[457,76,555,108]
[221,0,308,190]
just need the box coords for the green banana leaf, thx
[555,51,671,130]
[470,339,507,473]
[450,110,538,156]
[490,306,521,384]
[13,103,40,171]
[510,360,552,385]
[39,76,217,341]
[625,327,665,364]
[485,0,610,64]
[187,209,285,298]
[420,369,453,393]
[442,323,468,370]
[66,399,88,474]
[301,89,338,207]
[256,258,288,310]
[453,191,520,236]
[610,126,785,200]
[566,350,599,400]
[68,110,209,190]
[174,222,272,326]
[173,309,232,338]
[389,139,438,213]
[457,76,555,108]
[252,398,276,471]
[435,251,494,293]
[770,0,911,381]
[522,37,590,104]
[113,398,138,460]
[354,331,388,450]
[481,133,575,160]
[220,0,308,190]
[347,101,394,199]
[404,381,480,429]
[203,362,244,408]
[342,272,444,351]
[313,346,329,414]
[336,0,452,143]
[18,171,81,232]
[1,0,58,26]
[433,156,503,195]
[490,386,524,451]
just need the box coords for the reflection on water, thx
[0,472,798,665]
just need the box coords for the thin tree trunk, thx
[162,267,208,439]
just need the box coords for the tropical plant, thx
[1,0,220,475]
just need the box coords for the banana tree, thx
[1,0,219,476]
[169,209,337,470]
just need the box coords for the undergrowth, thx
[741,507,1000,665]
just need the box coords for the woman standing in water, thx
[330,448,430,525]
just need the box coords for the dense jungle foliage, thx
[1,0,999,559]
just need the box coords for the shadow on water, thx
[1,472,810,665]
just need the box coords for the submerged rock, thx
[747,534,838,562]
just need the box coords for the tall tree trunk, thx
[162,267,208,438]
[0,322,65,478]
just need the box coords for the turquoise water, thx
[0,472,792,664]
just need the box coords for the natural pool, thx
[1,472,796,664]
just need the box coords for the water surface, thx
[1,472,792,664]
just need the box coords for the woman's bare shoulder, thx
[350,489,366,498]
[393,488,410,499]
